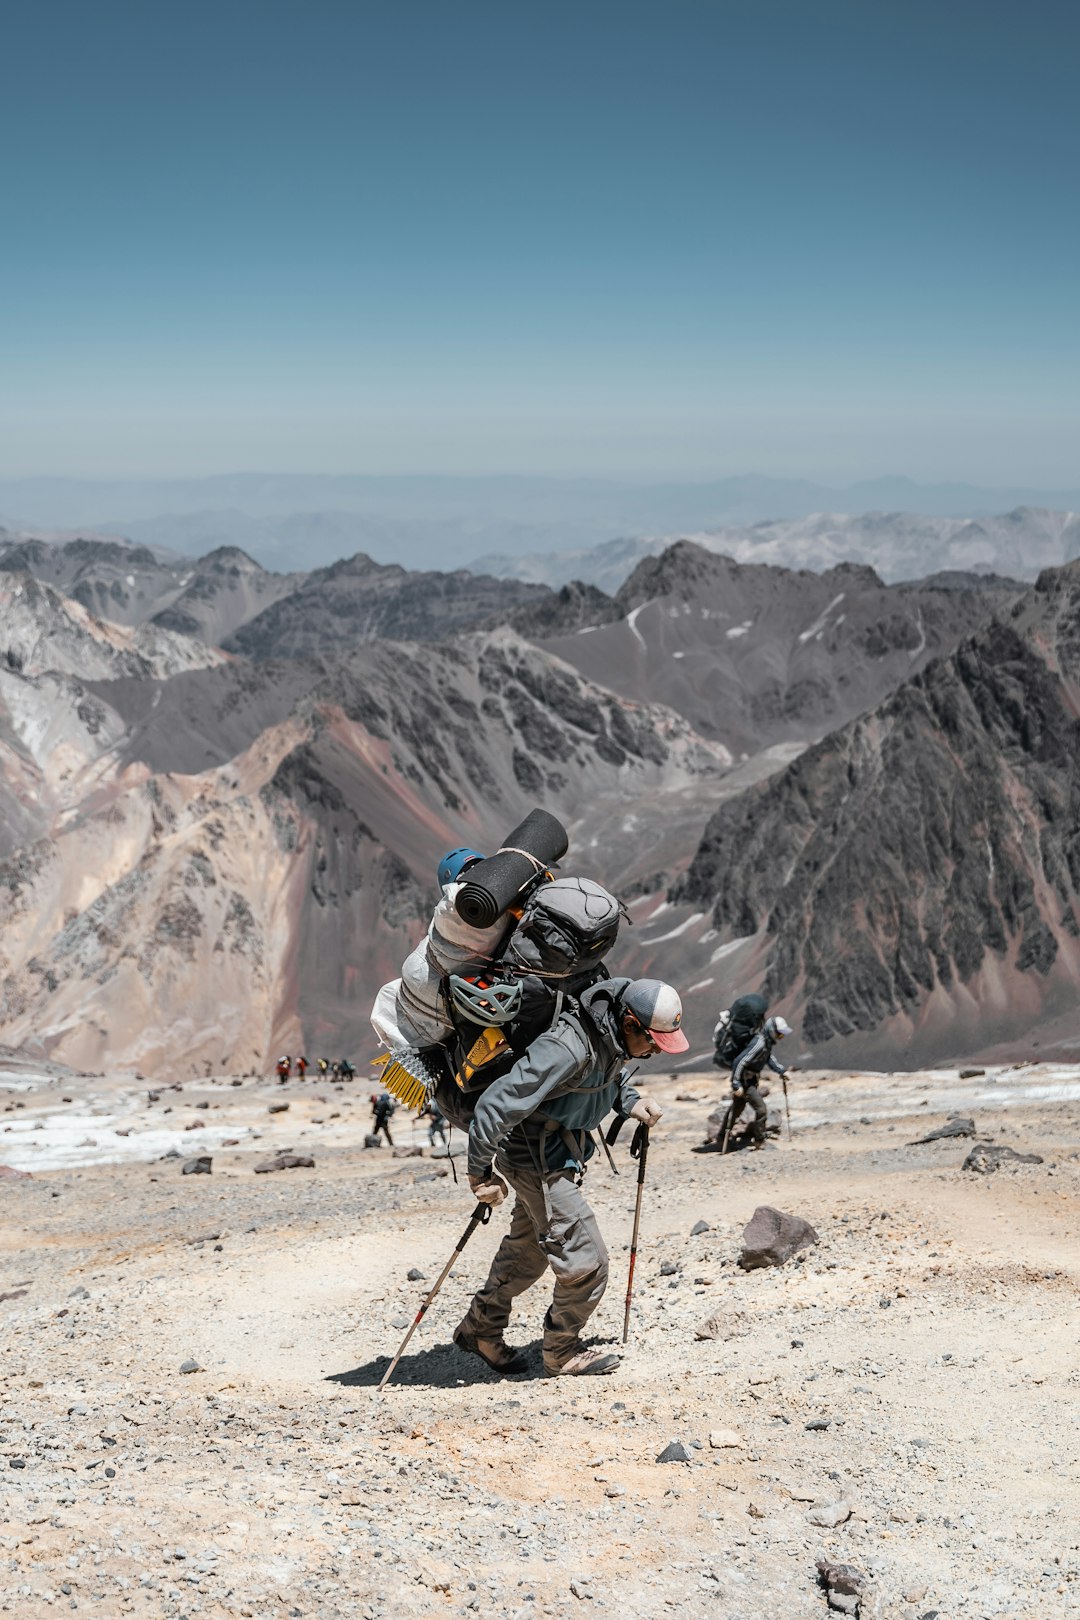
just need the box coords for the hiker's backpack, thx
[712,993,768,1069]
[507,876,624,980]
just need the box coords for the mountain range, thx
[0,526,1075,1073]
[473,506,1080,592]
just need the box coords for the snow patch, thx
[640,911,705,945]
[798,592,845,644]
[626,600,653,649]
[726,622,752,639]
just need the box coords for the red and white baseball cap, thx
[621,979,690,1053]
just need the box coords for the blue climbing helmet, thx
[437,847,484,888]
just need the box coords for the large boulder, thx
[738,1205,819,1270]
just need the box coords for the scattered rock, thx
[68,1286,89,1299]
[805,1418,831,1431]
[656,1440,692,1463]
[363,1133,383,1149]
[817,1560,868,1615]
[604,1483,625,1498]
[183,1120,206,1130]
[0,1289,29,1302]
[907,1116,975,1144]
[807,1499,853,1528]
[390,1315,411,1330]
[182,1156,213,1176]
[738,1205,819,1269]
[958,1068,985,1079]
[659,1260,679,1276]
[9,1457,26,1469]
[254,1153,315,1173]
[179,1359,201,1374]
[406,1267,427,1281]
[693,1308,751,1347]
[963,1142,1044,1174]
[268,1102,290,1114]
[0,1165,32,1180]
[221,1137,240,1147]
[708,1428,744,1449]
[392,1146,423,1158]
[690,1219,710,1235]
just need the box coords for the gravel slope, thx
[2,1067,1079,1618]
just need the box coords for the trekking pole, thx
[378,1202,492,1390]
[622,1123,650,1345]
[720,1102,734,1156]
[782,1074,792,1139]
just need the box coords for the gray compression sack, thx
[453,808,569,929]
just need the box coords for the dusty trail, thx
[2,1066,1079,1618]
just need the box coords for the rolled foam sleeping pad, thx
[453,808,569,929]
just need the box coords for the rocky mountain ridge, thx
[539,541,1018,754]
[671,559,1080,1064]
[0,601,726,1072]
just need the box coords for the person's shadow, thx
[326,1339,539,1389]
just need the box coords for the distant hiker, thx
[712,994,768,1071]
[317,1058,330,1078]
[296,1055,308,1080]
[453,978,684,1379]
[275,1054,291,1082]
[339,1058,355,1082]
[726,1016,793,1148]
[371,1090,396,1145]
[425,1101,447,1149]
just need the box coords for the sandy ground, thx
[2,1063,1079,1619]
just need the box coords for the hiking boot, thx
[452,1322,528,1376]
[542,1346,621,1377]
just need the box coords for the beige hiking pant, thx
[461,1156,610,1363]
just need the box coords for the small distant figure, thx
[727,1016,793,1148]
[338,1058,355,1082]
[317,1058,330,1078]
[275,1054,291,1082]
[296,1055,308,1080]
[371,1090,396,1145]
[424,1100,447,1150]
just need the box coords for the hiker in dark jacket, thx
[454,977,686,1379]
[727,1016,792,1146]
[371,1091,396,1145]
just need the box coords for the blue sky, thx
[2,0,1078,481]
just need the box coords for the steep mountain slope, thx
[0,628,726,1074]
[223,554,552,658]
[474,506,1080,591]
[0,535,307,645]
[669,560,1080,1066]
[147,546,307,642]
[0,574,225,681]
[539,542,1015,753]
[0,536,182,626]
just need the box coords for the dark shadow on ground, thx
[326,1339,537,1389]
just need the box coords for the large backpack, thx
[434,878,623,1130]
[713,993,768,1069]
[508,877,624,979]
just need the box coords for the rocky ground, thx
[2,1062,1079,1619]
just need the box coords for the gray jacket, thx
[468,978,642,1178]
[730,1030,786,1090]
